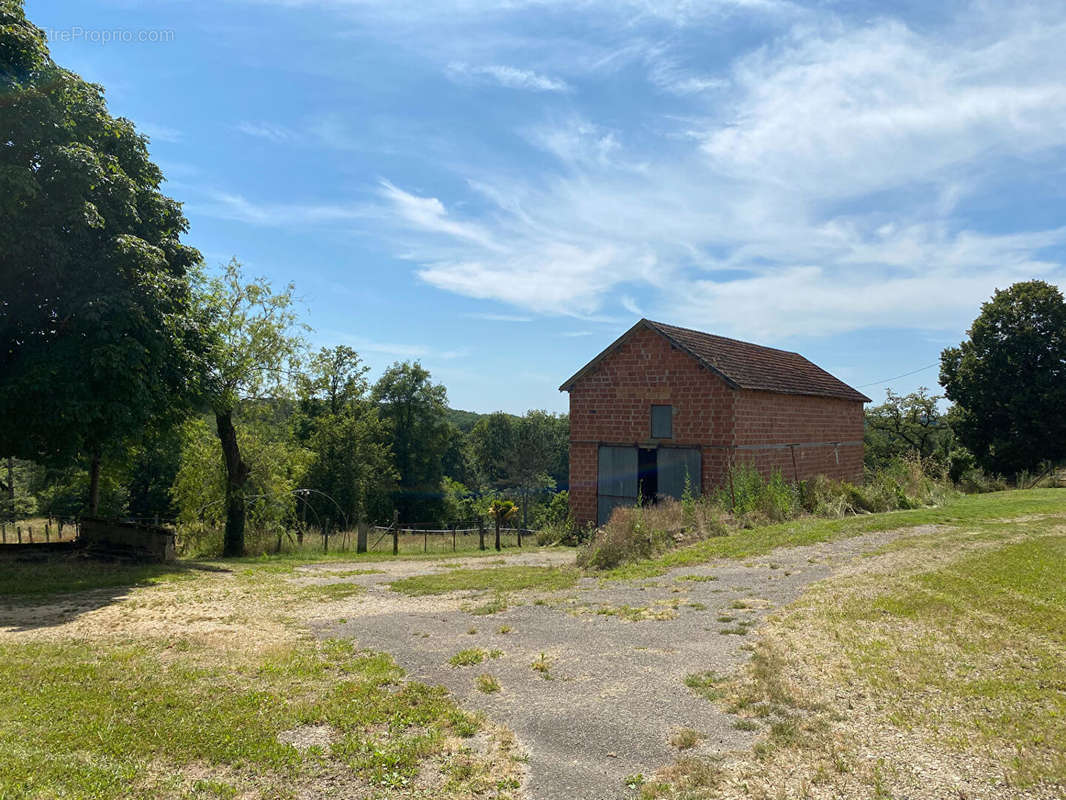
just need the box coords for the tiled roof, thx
[559,319,870,402]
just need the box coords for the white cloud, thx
[234,121,296,142]
[139,122,183,143]
[446,62,571,92]
[462,312,534,322]
[188,191,368,226]
[701,15,1066,198]
[524,118,621,168]
[378,180,500,250]
[370,3,1066,340]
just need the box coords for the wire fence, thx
[0,516,79,545]
[366,524,537,554]
[0,514,542,557]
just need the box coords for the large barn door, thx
[657,447,702,501]
[597,445,638,525]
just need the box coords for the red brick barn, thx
[560,320,870,526]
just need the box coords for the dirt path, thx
[303,531,913,800]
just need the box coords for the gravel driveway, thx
[306,533,901,800]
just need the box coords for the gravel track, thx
[306,533,904,800]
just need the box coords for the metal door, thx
[597,445,638,525]
[657,447,702,501]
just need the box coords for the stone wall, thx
[80,517,176,561]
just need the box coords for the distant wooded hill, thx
[445,408,517,433]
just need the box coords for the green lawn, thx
[835,526,1066,786]
[0,639,482,798]
[4,489,1064,799]
[0,557,523,799]
[645,490,1066,798]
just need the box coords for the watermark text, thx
[46,27,175,45]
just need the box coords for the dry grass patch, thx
[0,558,525,800]
[669,728,704,750]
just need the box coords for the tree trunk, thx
[88,451,101,516]
[216,411,250,557]
[494,516,501,552]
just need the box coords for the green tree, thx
[371,362,451,522]
[0,2,205,512]
[864,388,952,470]
[940,280,1066,476]
[469,412,517,488]
[197,260,305,556]
[295,346,395,528]
[504,411,568,528]
[172,414,310,554]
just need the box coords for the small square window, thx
[651,405,673,439]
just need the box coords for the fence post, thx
[728,451,737,512]
[452,523,456,552]
[1,523,5,543]
[392,510,399,556]
[478,519,485,551]
[517,527,522,548]
[324,522,330,554]
[28,526,33,543]
[424,529,428,553]
[17,526,22,544]
[45,523,50,543]
[357,514,367,554]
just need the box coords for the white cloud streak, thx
[372,2,1066,340]
[447,62,571,92]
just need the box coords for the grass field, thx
[640,489,1066,799]
[1,488,1063,799]
[0,556,525,799]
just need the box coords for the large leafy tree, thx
[371,362,451,521]
[940,280,1066,476]
[0,2,204,512]
[197,260,304,556]
[294,346,395,527]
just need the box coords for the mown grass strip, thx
[390,565,580,596]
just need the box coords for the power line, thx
[855,362,940,390]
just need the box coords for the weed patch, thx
[448,648,488,667]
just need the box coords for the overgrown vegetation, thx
[578,458,955,571]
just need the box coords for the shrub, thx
[576,499,727,570]
[715,464,799,523]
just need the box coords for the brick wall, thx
[732,390,864,484]
[567,326,736,525]
[565,326,866,526]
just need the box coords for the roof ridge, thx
[560,319,870,402]
[643,319,801,358]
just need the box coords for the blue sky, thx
[30,0,1066,414]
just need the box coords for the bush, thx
[576,498,727,570]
